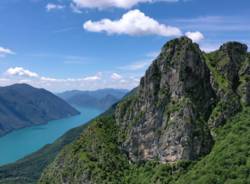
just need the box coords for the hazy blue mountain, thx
[57,89,128,110]
[0,84,79,136]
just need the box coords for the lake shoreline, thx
[0,112,81,138]
[0,106,102,166]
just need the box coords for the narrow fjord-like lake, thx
[0,106,102,166]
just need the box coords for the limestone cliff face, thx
[115,37,216,163]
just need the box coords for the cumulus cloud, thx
[185,31,204,42]
[72,0,178,9]
[6,67,102,82]
[6,67,39,78]
[1,67,138,92]
[111,73,122,80]
[46,3,65,11]
[84,9,182,37]
[0,47,15,57]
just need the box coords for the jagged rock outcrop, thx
[207,42,249,129]
[213,42,247,90]
[115,37,216,163]
[238,53,250,105]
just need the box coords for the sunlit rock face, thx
[115,37,216,163]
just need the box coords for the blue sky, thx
[0,0,249,92]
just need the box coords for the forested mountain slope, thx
[39,37,250,184]
[2,37,249,184]
[0,84,79,136]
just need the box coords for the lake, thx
[0,106,102,166]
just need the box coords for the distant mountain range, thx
[0,84,79,136]
[57,89,128,110]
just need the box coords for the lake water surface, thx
[0,106,102,166]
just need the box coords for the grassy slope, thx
[38,50,250,183]
[39,115,130,184]
[39,107,250,184]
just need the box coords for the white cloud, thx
[111,73,122,80]
[6,67,101,82]
[72,0,178,9]
[46,3,65,11]
[6,67,39,78]
[83,75,101,81]
[2,67,138,92]
[40,77,59,82]
[0,47,15,57]
[83,9,182,37]
[83,72,102,81]
[185,31,204,42]
[0,78,10,82]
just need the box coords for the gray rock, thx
[116,37,216,163]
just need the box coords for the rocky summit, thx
[115,37,216,163]
[4,37,249,184]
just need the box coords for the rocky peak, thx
[38,39,250,184]
[159,36,194,61]
[116,37,215,163]
[139,36,215,117]
[220,41,247,57]
[209,41,248,91]
[206,42,248,129]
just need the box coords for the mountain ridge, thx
[36,37,250,183]
[0,83,79,136]
[39,37,250,184]
[1,37,249,184]
[57,88,128,110]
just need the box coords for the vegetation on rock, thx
[4,37,250,184]
[37,37,250,184]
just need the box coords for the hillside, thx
[38,37,250,184]
[0,84,79,136]
[2,37,249,184]
[57,89,128,110]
